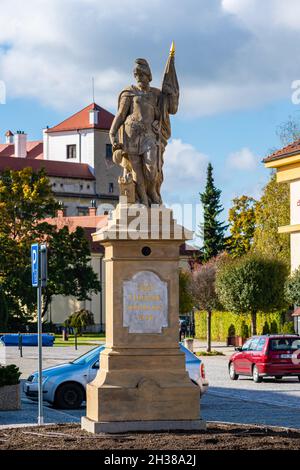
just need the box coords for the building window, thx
[66,144,76,159]
[77,207,89,216]
[109,182,114,193]
[106,144,113,160]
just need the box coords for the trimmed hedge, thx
[195,310,294,341]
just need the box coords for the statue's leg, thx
[143,145,161,205]
[130,154,148,206]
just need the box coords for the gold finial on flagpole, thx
[169,41,175,57]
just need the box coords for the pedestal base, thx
[81,416,206,434]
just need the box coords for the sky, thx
[1,0,300,235]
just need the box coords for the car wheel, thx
[229,362,239,380]
[252,365,262,383]
[54,382,84,409]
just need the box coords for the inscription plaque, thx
[123,271,168,333]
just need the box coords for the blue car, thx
[24,344,208,409]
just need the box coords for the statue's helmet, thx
[133,58,152,82]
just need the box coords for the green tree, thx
[199,163,227,262]
[226,195,256,257]
[64,309,94,335]
[276,116,300,146]
[42,226,101,317]
[285,267,300,306]
[190,257,220,352]
[0,167,100,323]
[0,168,59,320]
[179,269,194,315]
[252,174,290,266]
[0,287,9,331]
[216,253,287,335]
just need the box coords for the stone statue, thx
[109,42,179,206]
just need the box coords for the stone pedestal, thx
[81,203,206,433]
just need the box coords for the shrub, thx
[64,309,94,335]
[195,310,287,341]
[228,324,235,337]
[240,321,249,338]
[262,321,270,334]
[285,267,300,305]
[0,365,21,387]
[282,322,295,334]
[270,320,278,334]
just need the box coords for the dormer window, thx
[66,144,76,159]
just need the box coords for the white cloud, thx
[227,147,257,170]
[162,138,209,203]
[0,0,300,116]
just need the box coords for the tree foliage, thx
[276,116,300,146]
[190,257,220,351]
[0,287,9,331]
[216,253,287,335]
[199,163,227,262]
[0,167,100,324]
[179,269,194,315]
[285,267,300,306]
[252,173,290,266]
[64,309,95,335]
[226,195,256,257]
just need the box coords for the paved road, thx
[201,355,300,429]
[1,347,300,429]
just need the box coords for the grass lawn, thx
[195,350,225,356]
[54,333,105,347]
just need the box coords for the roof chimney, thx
[88,199,97,216]
[89,108,99,125]
[5,130,14,144]
[14,131,27,158]
[57,201,66,218]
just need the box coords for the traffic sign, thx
[31,243,39,287]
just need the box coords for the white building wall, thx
[48,254,105,331]
[289,180,300,273]
[44,130,94,166]
[291,232,300,272]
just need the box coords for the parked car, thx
[229,334,300,383]
[24,343,209,409]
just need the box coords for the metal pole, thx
[37,283,43,425]
[18,333,23,358]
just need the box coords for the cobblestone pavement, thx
[201,355,300,429]
[1,346,300,429]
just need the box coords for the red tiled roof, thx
[263,139,300,163]
[0,141,44,159]
[292,307,300,317]
[0,155,95,180]
[44,213,108,253]
[46,102,114,133]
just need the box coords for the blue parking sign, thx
[31,243,39,287]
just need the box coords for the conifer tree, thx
[199,163,227,262]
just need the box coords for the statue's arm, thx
[109,95,131,146]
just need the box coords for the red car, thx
[229,334,300,383]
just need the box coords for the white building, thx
[0,103,121,216]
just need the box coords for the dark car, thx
[229,334,300,383]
